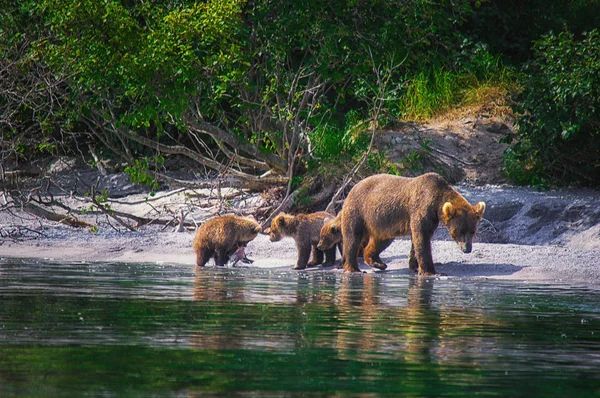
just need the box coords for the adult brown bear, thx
[341,173,486,275]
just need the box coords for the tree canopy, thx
[1,0,599,189]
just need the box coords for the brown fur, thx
[317,214,343,251]
[266,211,337,270]
[317,213,393,268]
[193,215,262,267]
[341,173,485,275]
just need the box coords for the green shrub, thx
[505,29,600,187]
[309,110,370,161]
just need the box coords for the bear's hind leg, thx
[363,238,392,270]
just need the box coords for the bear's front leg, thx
[294,243,311,270]
[214,247,229,267]
[195,248,213,267]
[341,234,362,273]
[322,246,337,267]
[408,242,419,272]
[341,214,364,273]
[307,245,324,267]
[332,243,344,268]
[410,226,436,275]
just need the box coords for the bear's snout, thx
[459,241,472,253]
[269,235,280,242]
[317,240,328,250]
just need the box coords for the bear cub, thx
[193,215,262,267]
[317,213,392,269]
[267,211,337,270]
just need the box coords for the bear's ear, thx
[254,225,263,233]
[264,227,271,234]
[276,216,286,228]
[473,201,486,219]
[323,216,332,224]
[442,202,455,220]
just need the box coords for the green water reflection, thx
[0,259,599,396]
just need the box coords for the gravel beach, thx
[2,181,599,287]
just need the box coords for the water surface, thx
[1,258,599,396]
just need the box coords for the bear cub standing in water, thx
[193,215,262,267]
[340,173,486,275]
[266,211,337,270]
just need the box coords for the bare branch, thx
[90,184,136,231]
[187,110,287,174]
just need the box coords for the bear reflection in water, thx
[190,271,500,367]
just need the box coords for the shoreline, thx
[3,232,599,288]
[2,181,599,288]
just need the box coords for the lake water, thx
[1,258,599,396]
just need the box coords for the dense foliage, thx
[1,0,599,188]
[504,30,600,186]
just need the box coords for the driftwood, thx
[3,190,94,229]
[296,184,337,212]
[19,201,94,228]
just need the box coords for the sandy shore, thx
[2,229,600,287]
[2,182,599,287]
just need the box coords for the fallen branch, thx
[173,208,188,232]
[19,201,94,228]
[147,170,288,192]
[296,184,337,212]
[107,188,187,205]
[429,145,478,166]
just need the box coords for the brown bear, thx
[341,172,486,275]
[193,215,262,267]
[317,213,393,268]
[266,211,337,270]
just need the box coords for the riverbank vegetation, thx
[1,0,599,199]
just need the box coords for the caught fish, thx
[226,245,254,267]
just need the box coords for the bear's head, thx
[237,218,262,245]
[441,201,486,254]
[317,215,342,250]
[265,213,296,242]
